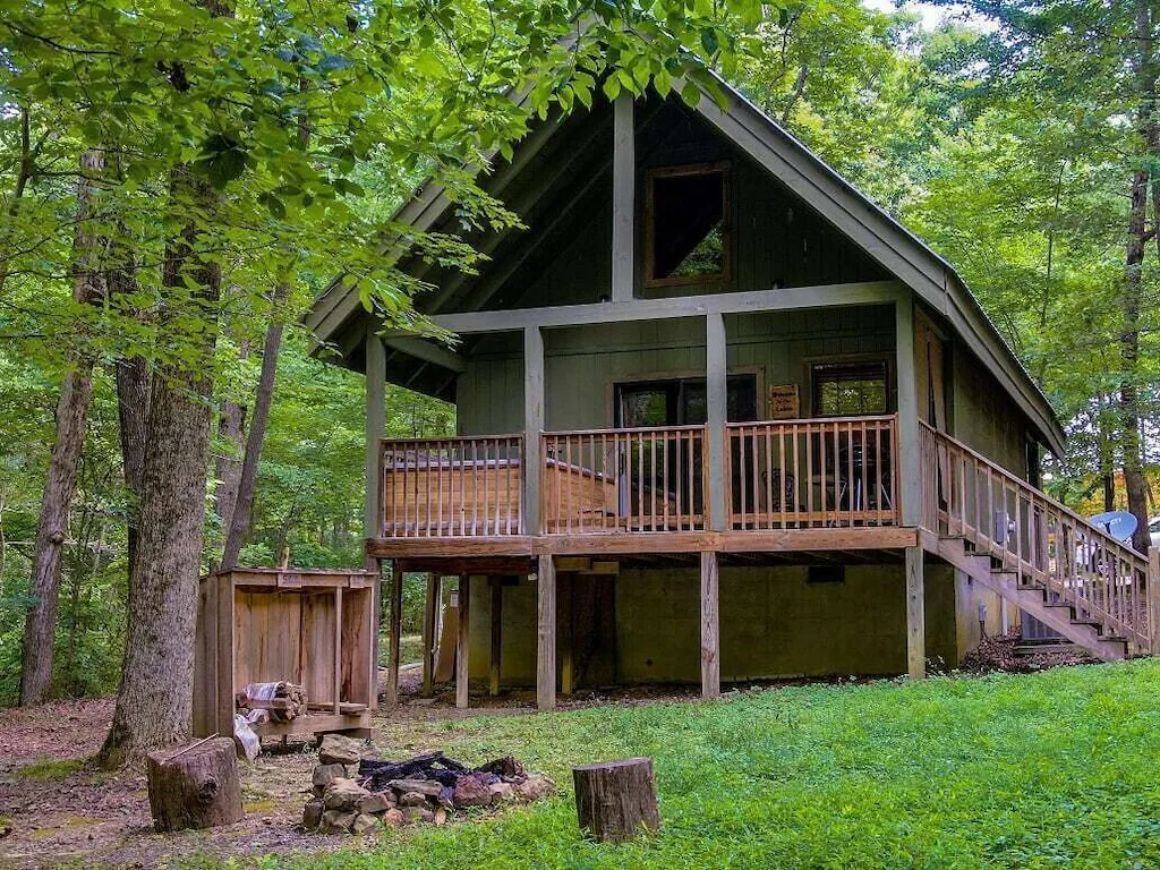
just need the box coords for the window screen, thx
[812,361,889,416]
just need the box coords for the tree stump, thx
[573,757,660,843]
[146,737,244,832]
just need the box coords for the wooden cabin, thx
[307,77,1158,709]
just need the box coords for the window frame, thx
[643,161,733,289]
[807,355,893,418]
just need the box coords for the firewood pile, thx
[302,735,556,835]
[236,681,306,723]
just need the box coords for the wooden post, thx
[700,550,720,698]
[611,94,635,303]
[1149,547,1160,654]
[146,737,243,832]
[489,576,503,697]
[421,573,439,698]
[560,572,574,696]
[333,586,343,713]
[895,298,922,526]
[537,554,557,711]
[385,562,403,706]
[455,574,470,709]
[524,326,545,535]
[573,758,660,843]
[364,327,386,703]
[905,545,925,678]
[706,312,727,531]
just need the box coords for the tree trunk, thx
[19,149,105,706]
[114,353,150,572]
[1121,0,1157,554]
[146,737,243,832]
[573,758,660,843]
[214,392,246,535]
[220,300,286,570]
[99,165,222,767]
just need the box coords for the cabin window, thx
[615,375,756,427]
[811,361,889,416]
[644,162,732,287]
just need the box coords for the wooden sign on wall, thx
[768,384,800,419]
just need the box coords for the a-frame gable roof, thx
[305,71,1066,456]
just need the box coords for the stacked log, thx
[236,681,306,722]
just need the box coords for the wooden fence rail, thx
[542,426,706,534]
[919,422,1153,651]
[726,415,899,529]
[381,435,523,537]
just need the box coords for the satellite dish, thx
[1088,510,1138,543]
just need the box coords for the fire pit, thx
[302,736,555,835]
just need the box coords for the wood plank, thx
[386,564,403,706]
[700,551,720,698]
[1150,548,1160,654]
[216,574,234,739]
[365,328,386,539]
[333,587,343,713]
[905,545,925,679]
[455,575,470,709]
[427,280,904,334]
[489,576,503,697]
[524,326,545,535]
[611,94,634,303]
[537,555,556,710]
[706,312,728,531]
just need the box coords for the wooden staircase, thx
[919,422,1155,661]
[933,534,1129,661]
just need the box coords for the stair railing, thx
[919,422,1152,652]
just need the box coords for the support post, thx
[1149,547,1159,654]
[537,554,557,711]
[455,574,470,709]
[560,572,574,696]
[905,546,925,678]
[524,326,545,535]
[706,312,727,531]
[364,326,386,702]
[385,564,402,706]
[489,576,503,697]
[895,298,922,526]
[611,94,635,303]
[421,573,439,698]
[700,551,720,698]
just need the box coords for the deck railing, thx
[542,426,706,534]
[727,415,899,529]
[919,422,1153,650]
[381,435,523,537]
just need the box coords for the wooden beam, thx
[386,564,403,706]
[365,328,386,539]
[489,576,503,697]
[905,545,925,679]
[700,551,720,698]
[421,573,439,698]
[895,299,922,526]
[455,574,471,709]
[536,554,556,710]
[524,326,545,535]
[1149,547,1159,655]
[560,572,574,696]
[706,312,728,531]
[427,280,904,334]
[611,94,635,303]
[383,337,465,373]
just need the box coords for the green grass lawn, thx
[300,661,1159,868]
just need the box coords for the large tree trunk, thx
[99,165,222,767]
[220,298,286,570]
[19,149,105,706]
[1121,0,1157,554]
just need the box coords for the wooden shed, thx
[193,568,376,741]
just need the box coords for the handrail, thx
[918,421,1145,561]
[919,421,1151,650]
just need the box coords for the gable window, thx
[811,361,889,417]
[644,162,732,287]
